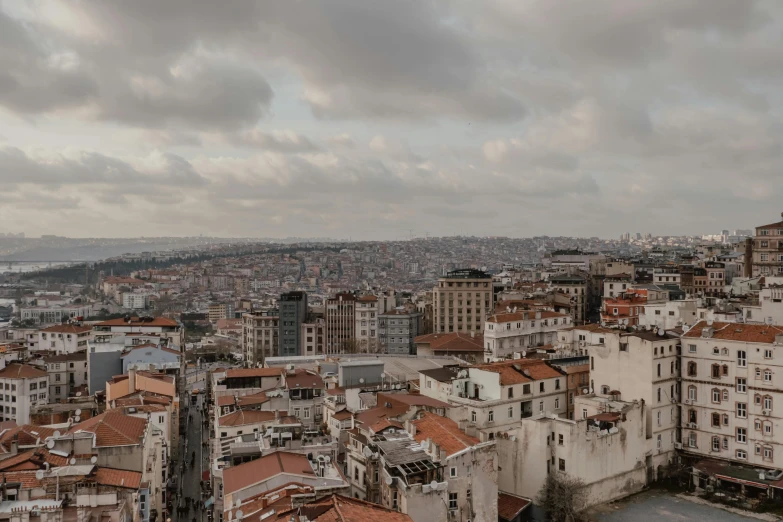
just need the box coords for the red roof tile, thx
[0,364,47,379]
[40,324,92,334]
[218,410,283,427]
[683,321,783,344]
[274,494,413,521]
[0,425,55,451]
[498,492,531,521]
[223,451,315,495]
[473,359,565,385]
[68,412,147,447]
[414,333,484,353]
[285,369,324,389]
[95,467,143,489]
[412,412,478,457]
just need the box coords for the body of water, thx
[0,261,74,274]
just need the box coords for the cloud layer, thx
[1,0,782,238]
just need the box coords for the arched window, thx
[687,362,697,377]
[711,388,721,403]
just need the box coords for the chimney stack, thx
[744,238,753,278]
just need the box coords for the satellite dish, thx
[324,456,331,463]
[53,430,61,438]
[235,498,242,508]
[75,409,82,416]
[35,470,45,480]
[363,446,372,458]
[46,440,55,449]
[359,378,365,384]
[430,480,438,490]
[74,416,80,423]
[235,510,243,520]
[90,456,97,464]
[69,458,76,465]
[385,476,393,486]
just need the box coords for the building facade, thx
[355,295,380,353]
[279,291,308,357]
[0,363,49,424]
[242,311,279,367]
[433,269,493,334]
[752,214,783,276]
[379,307,422,355]
[325,293,356,354]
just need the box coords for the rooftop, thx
[275,494,413,522]
[40,324,92,334]
[684,320,783,344]
[411,412,479,457]
[223,451,316,495]
[68,412,147,447]
[473,359,565,385]
[0,364,47,380]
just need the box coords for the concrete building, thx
[496,395,649,509]
[301,318,325,355]
[122,292,149,310]
[355,295,380,353]
[484,309,572,362]
[600,291,647,327]
[208,303,227,322]
[0,363,48,424]
[92,316,184,349]
[752,214,783,276]
[44,351,88,402]
[379,306,422,355]
[433,269,493,334]
[549,274,588,324]
[20,304,93,326]
[242,310,279,367]
[680,321,783,470]
[279,291,307,357]
[37,324,92,354]
[102,276,146,299]
[325,293,356,354]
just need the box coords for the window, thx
[448,493,458,510]
[688,386,697,402]
[722,390,729,401]
[712,364,720,379]
[737,350,747,367]
[765,422,773,436]
[508,406,513,419]
[765,447,773,460]
[555,398,560,409]
[523,384,531,394]
[765,396,773,410]
[508,388,514,399]
[765,349,773,359]
[488,410,494,422]
[657,364,661,377]
[687,362,697,377]
[539,401,544,412]
[756,419,763,431]
[712,413,720,427]
[466,488,471,500]
[540,382,545,393]
[471,411,476,423]
[688,432,697,448]
[559,458,565,471]
[736,449,747,460]
[688,344,697,353]
[450,467,457,478]
[712,389,720,403]
[712,437,720,452]
[765,370,773,382]
[737,378,746,393]
[737,403,747,418]
[737,427,747,443]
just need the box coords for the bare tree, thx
[537,472,588,522]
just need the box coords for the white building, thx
[20,304,94,326]
[742,285,783,325]
[355,295,380,353]
[122,293,150,310]
[44,352,88,402]
[640,299,701,330]
[483,309,572,362]
[0,363,49,424]
[681,321,783,469]
[37,324,92,355]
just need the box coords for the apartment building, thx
[301,318,325,356]
[0,363,48,424]
[484,309,572,361]
[378,306,422,355]
[355,294,380,353]
[600,291,647,327]
[44,351,88,402]
[242,310,279,366]
[680,321,783,469]
[325,293,356,354]
[653,266,682,286]
[577,328,681,475]
[208,303,227,322]
[93,316,184,348]
[752,214,783,276]
[102,276,146,299]
[433,269,492,334]
[279,291,307,357]
[549,274,588,324]
[37,323,92,354]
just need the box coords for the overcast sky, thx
[1,1,782,239]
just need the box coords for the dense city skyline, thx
[2,1,783,238]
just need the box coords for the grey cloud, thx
[227,130,319,152]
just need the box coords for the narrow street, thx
[174,373,210,522]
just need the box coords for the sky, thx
[1,1,782,240]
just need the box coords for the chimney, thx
[128,368,136,392]
[701,327,714,339]
[744,238,753,278]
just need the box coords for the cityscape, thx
[2,2,783,522]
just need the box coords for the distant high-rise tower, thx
[279,291,308,357]
[433,269,492,334]
[325,293,356,354]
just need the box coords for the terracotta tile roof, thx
[757,220,783,230]
[275,494,413,522]
[498,492,531,521]
[412,412,478,457]
[562,323,615,334]
[413,333,484,352]
[473,359,565,385]
[218,409,283,427]
[683,321,783,344]
[0,425,55,451]
[285,369,324,389]
[224,483,314,520]
[96,317,178,327]
[370,419,403,434]
[0,363,47,379]
[225,368,283,379]
[356,404,407,428]
[216,395,235,407]
[43,351,87,363]
[0,470,42,489]
[68,412,147,447]
[332,411,352,421]
[357,295,378,302]
[380,392,449,409]
[238,391,269,407]
[223,451,315,495]
[0,448,68,471]
[486,310,568,323]
[95,467,142,489]
[40,324,92,334]
[124,344,181,357]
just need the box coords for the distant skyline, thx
[1,2,783,239]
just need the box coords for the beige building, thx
[484,309,572,362]
[752,213,783,276]
[355,294,380,353]
[208,303,228,322]
[37,324,92,354]
[242,311,279,366]
[549,274,588,324]
[325,293,356,354]
[681,321,783,469]
[433,269,493,334]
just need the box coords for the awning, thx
[205,496,215,508]
[715,474,769,490]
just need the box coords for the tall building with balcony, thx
[433,269,492,334]
[279,291,308,357]
[752,213,783,276]
[325,293,356,354]
[379,306,422,355]
[355,295,379,353]
[484,309,572,362]
[242,310,279,366]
